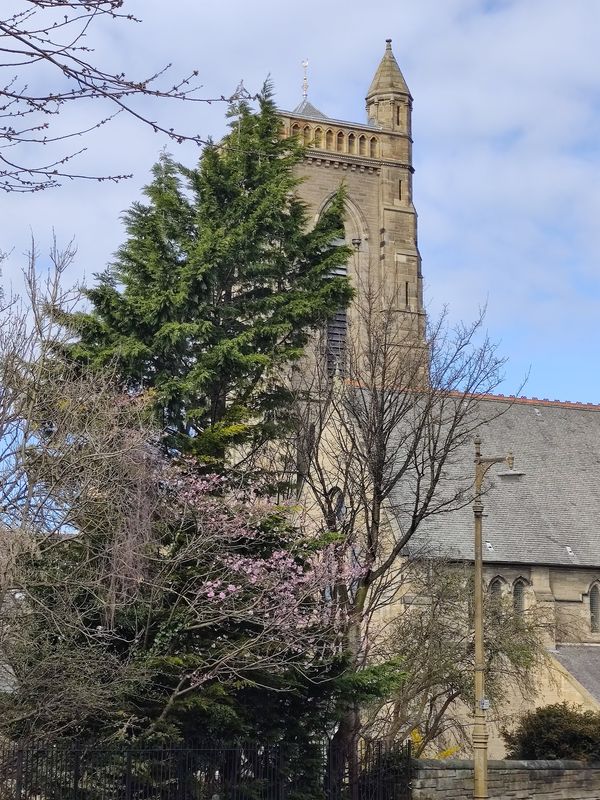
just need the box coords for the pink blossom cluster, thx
[199,579,241,600]
[159,464,369,665]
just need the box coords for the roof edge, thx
[473,393,600,411]
[343,380,600,411]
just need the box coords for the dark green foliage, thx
[503,703,600,762]
[59,85,352,463]
[10,87,353,757]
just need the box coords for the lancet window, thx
[591,584,600,633]
[513,579,526,614]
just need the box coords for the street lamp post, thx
[472,436,514,800]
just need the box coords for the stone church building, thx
[278,41,600,755]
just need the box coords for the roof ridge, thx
[472,392,600,411]
[342,381,600,410]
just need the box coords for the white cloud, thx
[1,0,599,402]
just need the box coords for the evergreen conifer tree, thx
[62,87,352,462]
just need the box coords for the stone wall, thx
[412,759,600,799]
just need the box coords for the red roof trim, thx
[343,380,600,410]
[474,393,600,411]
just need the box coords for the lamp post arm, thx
[474,437,514,496]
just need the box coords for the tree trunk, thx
[328,611,363,800]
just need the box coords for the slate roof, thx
[279,106,379,132]
[554,645,600,701]
[390,396,600,568]
[291,99,328,119]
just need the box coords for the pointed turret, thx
[367,39,410,99]
[366,39,412,132]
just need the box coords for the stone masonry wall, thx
[412,759,600,799]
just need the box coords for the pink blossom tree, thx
[0,250,343,741]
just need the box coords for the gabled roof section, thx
[554,646,600,702]
[367,39,411,99]
[291,99,328,119]
[390,395,600,568]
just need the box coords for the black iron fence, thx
[0,739,411,800]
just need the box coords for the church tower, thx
[278,40,425,356]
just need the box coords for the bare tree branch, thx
[284,277,536,755]
[0,2,254,191]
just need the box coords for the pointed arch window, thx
[369,137,378,158]
[489,577,503,600]
[303,125,311,145]
[336,131,345,153]
[359,135,367,156]
[348,133,356,154]
[513,579,526,614]
[326,129,334,149]
[291,123,301,138]
[314,128,323,148]
[327,486,346,529]
[591,584,600,633]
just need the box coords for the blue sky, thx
[2,0,600,402]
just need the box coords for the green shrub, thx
[503,703,600,762]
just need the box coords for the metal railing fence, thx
[0,738,411,800]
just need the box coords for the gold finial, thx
[302,59,309,99]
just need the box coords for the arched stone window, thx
[327,486,346,529]
[369,137,378,158]
[591,584,600,633]
[291,123,300,138]
[314,128,323,148]
[359,135,367,156]
[513,578,526,614]
[489,577,503,600]
[303,125,311,145]
[336,131,345,153]
[326,129,334,149]
[348,133,356,154]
